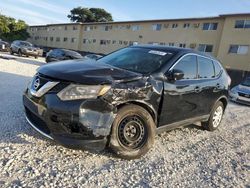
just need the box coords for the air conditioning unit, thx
[190,43,196,48]
[164,24,169,28]
[193,23,200,28]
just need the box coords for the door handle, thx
[194,86,202,93]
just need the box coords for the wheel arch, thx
[116,101,158,125]
[214,95,228,111]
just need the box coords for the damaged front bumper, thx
[23,89,116,151]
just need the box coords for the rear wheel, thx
[10,48,14,55]
[109,104,155,159]
[202,101,224,131]
[18,49,22,57]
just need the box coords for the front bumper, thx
[23,89,115,151]
[23,50,39,56]
[229,92,250,106]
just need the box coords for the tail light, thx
[228,75,232,86]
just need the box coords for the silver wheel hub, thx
[212,106,223,128]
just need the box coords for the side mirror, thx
[165,69,184,81]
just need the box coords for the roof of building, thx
[29,13,250,27]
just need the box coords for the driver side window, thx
[173,55,198,80]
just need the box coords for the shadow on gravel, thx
[14,56,45,66]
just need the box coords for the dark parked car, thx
[229,77,250,105]
[0,40,10,52]
[46,49,83,63]
[84,53,103,60]
[10,40,39,58]
[23,45,230,159]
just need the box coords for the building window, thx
[93,39,96,43]
[198,44,213,53]
[123,41,128,45]
[73,26,77,30]
[179,43,186,48]
[71,38,76,43]
[83,39,87,44]
[56,37,60,42]
[100,40,106,45]
[112,40,116,44]
[85,26,92,31]
[203,23,218,30]
[160,42,166,45]
[235,20,250,29]
[50,37,53,42]
[132,25,141,31]
[228,45,249,55]
[169,43,175,46]
[45,37,48,41]
[63,37,68,42]
[64,26,67,30]
[152,24,162,31]
[183,23,190,29]
[172,23,178,28]
[119,40,123,45]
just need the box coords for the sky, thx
[0,0,250,25]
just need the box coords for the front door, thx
[159,55,202,126]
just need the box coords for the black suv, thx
[10,40,39,58]
[46,49,83,63]
[23,45,230,159]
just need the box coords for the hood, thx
[234,84,250,94]
[38,59,142,84]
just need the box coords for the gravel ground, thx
[0,53,249,188]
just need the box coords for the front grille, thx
[25,107,51,135]
[31,73,67,93]
[238,92,250,98]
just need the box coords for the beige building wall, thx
[217,15,250,71]
[27,13,250,71]
[80,18,223,56]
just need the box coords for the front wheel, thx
[109,104,155,159]
[202,101,224,131]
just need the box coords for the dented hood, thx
[38,59,142,84]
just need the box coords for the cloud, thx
[16,0,68,15]
[0,4,65,25]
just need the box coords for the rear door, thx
[196,56,222,115]
[159,54,202,126]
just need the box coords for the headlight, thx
[57,84,111,101]
[230,87,237,95]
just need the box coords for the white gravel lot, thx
[0,53,249,188]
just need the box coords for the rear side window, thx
[198,56,215,79]
[213,61,222,77]
[173,55,197,80]
[52,49,64,56]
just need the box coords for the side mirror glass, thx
[165,69,184,81]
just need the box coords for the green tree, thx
[68,7,113,23]
[0,14,29,42]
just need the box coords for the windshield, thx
[21,42,33,47]
[97,47,174,74]
[241,77,250,87]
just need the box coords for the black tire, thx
[34,56,38,59]
[10,49,14,55]
[109,104,156,159]
[202,101,224,131]
[18,49,22,57]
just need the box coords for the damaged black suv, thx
[23,45,230,159]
